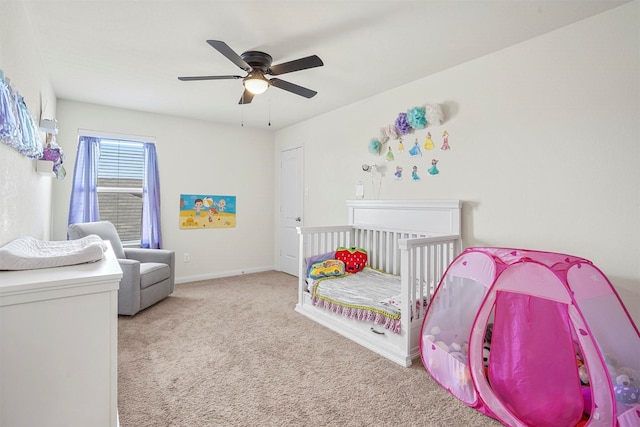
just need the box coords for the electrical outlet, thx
[183,253,190,263]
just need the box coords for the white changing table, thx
[0,241,122,427]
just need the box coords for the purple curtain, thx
[141,143,162,249]
[68,136,100,227]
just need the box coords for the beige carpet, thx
[118,271,502,427]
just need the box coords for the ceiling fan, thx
[178,40,324,104]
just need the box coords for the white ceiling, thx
[22,0,629,130]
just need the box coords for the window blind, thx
[96,139,145,242]
[98,140,145,181]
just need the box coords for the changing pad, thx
[0,235,107,270]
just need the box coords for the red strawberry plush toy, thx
[335,247,368,273]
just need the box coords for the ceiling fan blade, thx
[207,40,251,72]
[269,78,317,98]
[178,75,242,81]
[238,89,255,105]
[268,55,323,76]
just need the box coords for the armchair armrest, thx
[117,258,141,316]
[124,248,174,265]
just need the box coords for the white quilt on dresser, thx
[0,235,107,270]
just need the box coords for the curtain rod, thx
[77,128,156,144]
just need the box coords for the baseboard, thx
[175,265,276,284]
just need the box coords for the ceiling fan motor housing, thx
[240,51,273,72]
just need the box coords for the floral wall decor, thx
[364,102,452,186]
[368,138,382,155]
[406,106,427,129]
[394,112,412,136]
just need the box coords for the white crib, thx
[296,200,462,367]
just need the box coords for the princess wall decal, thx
[411,165,420,181]
[428,159,440,175]
[441,130,450,150]
[409,139,422,157]
[394,166,403,180]
[424,132,435,150]
[386,146,395,162]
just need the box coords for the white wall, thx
[53,100,275,282]
[3,0,639,325]
[275,2,640,324]
[0,0,57,245]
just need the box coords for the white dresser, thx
[0,242,122,427]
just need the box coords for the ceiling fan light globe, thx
[243,76,269,95]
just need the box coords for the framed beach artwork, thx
[179,194,236,229]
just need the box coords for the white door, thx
[279,147,303,276]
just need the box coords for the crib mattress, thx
[311,267,404,334]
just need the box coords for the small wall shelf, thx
[35,160,54,176]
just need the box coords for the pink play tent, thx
[420,247,640,427]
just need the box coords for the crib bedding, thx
[311,267,404,334]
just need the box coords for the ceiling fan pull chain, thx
[268,96,271,127]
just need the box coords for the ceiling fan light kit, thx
[243,72,269,95]
[179,40,323,104]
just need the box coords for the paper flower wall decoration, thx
[368,138,381,155]
[384,124,398,140]
[378,127,389,144]
[424,104,444,127]
[394,112,412,135]
[406,106,427,130]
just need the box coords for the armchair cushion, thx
[140,263,171,289]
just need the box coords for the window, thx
[96,140,145,243]
[68,131,163,249]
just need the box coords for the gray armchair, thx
[68,221,175,316]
